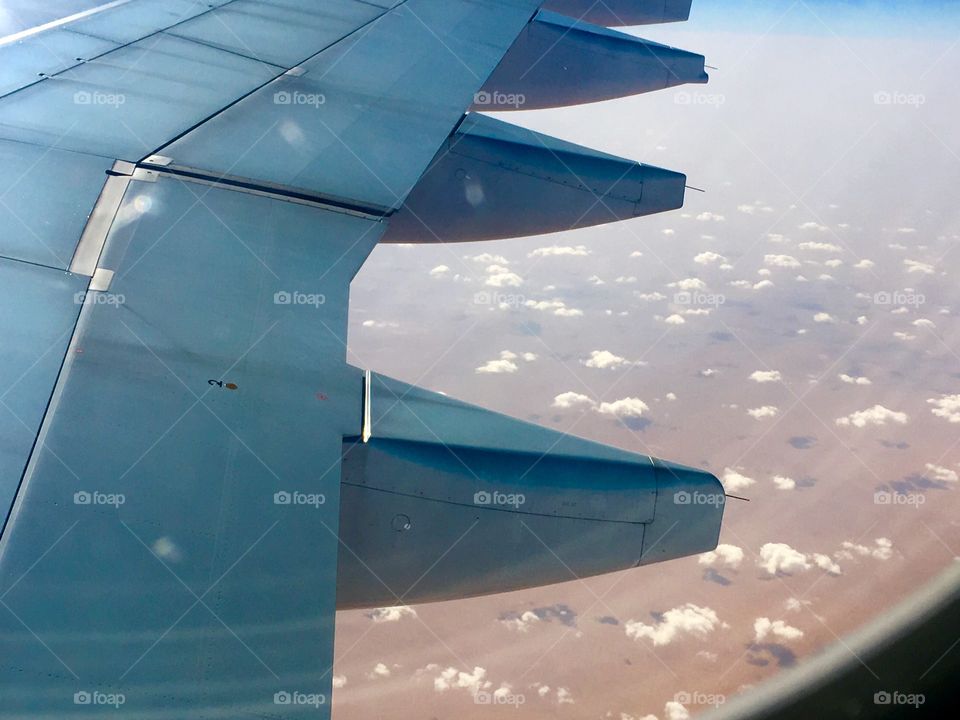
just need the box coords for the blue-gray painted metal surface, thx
[0,175,382,717]
[476,9,707,110]
[541,0,692,25]
[0,29,119,98]
[0,1,721,716]
[0,259,85,530]
[161,0,543,211]
[382,112,686,243]
[0,139,112,268]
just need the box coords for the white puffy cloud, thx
[753,279,775,290]
[669,278,707,291]
[665,702,691,720]
[663,314,686,325]
[557,687,575,705]
[798,240,841,251]
[825,258,844,268]
[525,298,583,317]
[772,475,796,490]
[750,370,782,383]
[624,604,721,646]
[854,258,875,269]
[366,606,418,623]
[839,374,871,385]
[797,222,829,232]
[332,675,347,689]
[362,319,399,329]
[699,543,744,569]
[722,468,756,493]
[368,662,391,679]
[835,405,908,427]
[765,254,801,268]
[553,392,594,409]
[466,253,509,265]
[696,212,725,222]
[615,275,638,284]
[904,259,935,274]
[476,350,520,374]
[813,312,836,323]
[584,350,631,370]
[431,666,490,697]
[500,610,540,633]
[758,543,811,575]
[485,264,523,287]
[636,291,667,301]
[813,553,842,575]
[925,463,958,483]
[754,617,804,643]
[528,245,590,258]
[694,251,727,265]
[597,397,649,419]
[748,405,780,420]
[836,538,894,562]
[429,265,450,277]
[700,368,718,377]
[913,318,935,328]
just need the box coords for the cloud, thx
[525,299,583,317]
[700,368,718,377]
[748,405,780,420]
[798,240,841,251]
[665,702,691,720]
[528,245,590,258]
[913,318,935,328]
[797,223,829,232]
[584,350,631,370]
[694,251,727,265]
[366,606,417,623]
[669,278,707,291]
[636,291,667,301]
[754,618,804,643]
[597,397,649,419]
[722,468,756,493]
[466,252,509,265]
[367,662,391,679]
[813,553,842,575]
[557,687,575,705]
[854,259,875,269]
[758,543,811,575]
[362,319,399,329]
[925,463,958,483]
[500,610,541,633]
[839,374,871,385]
[624,604,721,646]
[429,265,450,277]
[615,275,638,284]
[904,259,935,274]
[663,314,686,325]
[430,666,490,697]
[553,392,594,409]
[485,264,523,287]
[699,544,744,569]
[476,350,520,374]
[765,254,801,268]
[836,538,894,562]
[750,370,782,383]
[753,279,775,290]
[772,475,796,490]
[332,675,347,689]
[696,212,725,222]
[835,405,908,427]
[813,312,836,323]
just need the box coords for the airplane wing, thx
[0,1,721,716]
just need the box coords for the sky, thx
[337,2,960,719]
